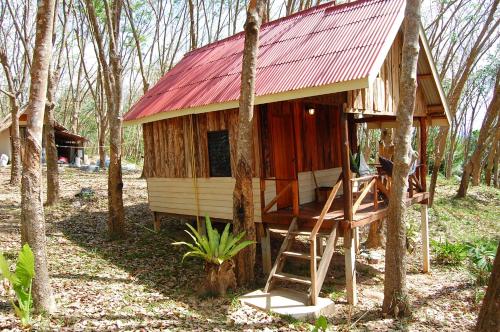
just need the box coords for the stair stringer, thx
[264,217,298,293]
[312,222,339,300]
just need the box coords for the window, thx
[207,130,231,177]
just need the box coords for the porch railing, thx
[259,178,299,216]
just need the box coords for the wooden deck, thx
[262,191,429,229]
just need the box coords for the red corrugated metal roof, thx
[124,0,405,122]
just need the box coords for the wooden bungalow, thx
[123,0,450,307]
[0,112,87,164]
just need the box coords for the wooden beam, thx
[427,104,444,113]
[417,73,433,79]
[353,115,396,123]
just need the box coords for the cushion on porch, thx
[379,157,393,176]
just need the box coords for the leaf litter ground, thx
[0,168,497,331]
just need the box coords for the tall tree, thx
[44,0,72,206]
[475,242,500,331]
[382,0,421,317]
[457,69,500,197]
[0,1,31,186]
[232,0,266,286]
[84,0,125,238]
[427,0,499,206]
[20,0,57,313]
[0,48,24,186]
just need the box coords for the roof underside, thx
[124,0,409,123]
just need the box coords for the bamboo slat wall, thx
[143,109,261,178]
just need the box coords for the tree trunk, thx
[444,129,458,178]
[0,49,22,185]
[475,242,500,331]
[493,139,500,188]
[457,71,499,198]
[99,124,106,170]
[20,0,57,314]
[187,0,197,50]
[366,219,385,249]
[484,127,499,186]
[44,68,60,206]
[106,1,125,239]
[429,127,447,207]
[84,0,125,238]
[203,261,237,296]
[9,104,21,185]
[232,0,265,287]
[382,0,421,317]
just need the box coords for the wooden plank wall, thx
[261,99,343,179]
[148,177,269,221]
[345,31,427,116]
[143,109,261,178]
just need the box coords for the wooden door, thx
[267,103,296,209]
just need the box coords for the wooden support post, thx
[344,229,358,305]
[340,112,353,220]
[310,238,318,305]
[261,226,272,274]
[421,204,430,273]
[419,117,428,192]
[354,226,360,254]
[341,111,357,305]
[153,212,161,232]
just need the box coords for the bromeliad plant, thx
[0,244,35,326]
[173,215,254,295]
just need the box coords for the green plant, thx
[431,239,468,266]
[0,244,35,326]
[466,240,497,285]
[312,316,328,332]
[173,215,254,265]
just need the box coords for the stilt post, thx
[344,229,358,305]
[340,111,357,305]
[261,225,272,274]
[153,212,161,232]
[421,204,430,273]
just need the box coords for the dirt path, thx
[0,167,484,331]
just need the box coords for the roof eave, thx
[419,23,451,126]
[123,77,369,126]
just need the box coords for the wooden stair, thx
[264,217,339,305]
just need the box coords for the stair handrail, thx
[309,179,342,241]
[352,177,376,216]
